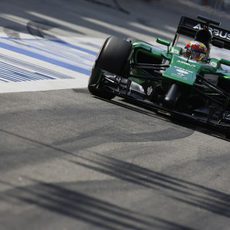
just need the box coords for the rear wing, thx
[174,16,230,50]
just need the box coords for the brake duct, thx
[164,83,181,107]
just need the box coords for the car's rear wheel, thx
[88,36,132,99]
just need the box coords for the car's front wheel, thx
[88,36,132,99]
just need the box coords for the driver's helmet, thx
[184,41,208,62]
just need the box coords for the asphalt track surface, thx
[0,0,230,229]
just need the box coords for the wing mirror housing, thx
[156,38,171,53]
[220,59,230,66]
[156,38,171,47]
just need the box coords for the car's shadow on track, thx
[94,95,230,142]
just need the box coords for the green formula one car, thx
[88,16,230,136]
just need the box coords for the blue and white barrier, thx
[0,34,103,93]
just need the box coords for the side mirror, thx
[220,59,230,66]
[156,38,171,47]
[212,39,225,48]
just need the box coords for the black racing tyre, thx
[96,36,132,76]
[88,36,132,99]
[225,129,230,139]
[217,77,230,93]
